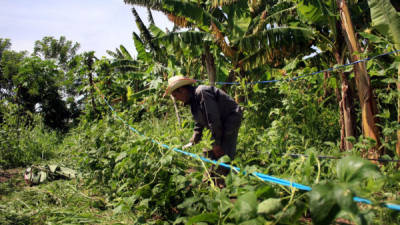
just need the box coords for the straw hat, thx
[164,76,196,97]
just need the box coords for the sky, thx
[0,0,173,58]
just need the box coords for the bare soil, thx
[0,168,23,183]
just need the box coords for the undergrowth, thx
[1,87,400,224]
[0,103,59,169]
[0,174,137,224]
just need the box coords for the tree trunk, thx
[86,54,97,116]
[85,52,98,117]
[170,95,181,126]
[397,64,400,166]
[335,74,346,150]
[323,72,328,98]
[336,72,355,151]
[334,50,355,151]
[89,71,97,115]
[340,72,355,151]
[337,0,381,160]
[203,43,216,86]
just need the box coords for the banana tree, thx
[83,51,99,117]
[108,8,167,93]
[123,0,316,88]
[296,0,356,151]
[336,0,381,160]
[368,0,400,160]
[112,7,203,77]
[297,0,382,157]
[106,6,209,123]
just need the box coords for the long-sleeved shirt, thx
[188,85,241,146]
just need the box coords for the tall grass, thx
[0,103,59,168]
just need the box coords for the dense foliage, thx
[1,0,400,224]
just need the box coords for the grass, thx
[0,168,136,225]
[1,108,399,224]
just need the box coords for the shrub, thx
[0,102,59,168]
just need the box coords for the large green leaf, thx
[336,156,381,184]
[211,0,241,8]
[161,0,223,32]
[368,0,400,49]
[231,16,251,44]
[156,31,210,47]
[275,201,306,224]
[106,49,123,59]
[133,32,150,62]
[111,59,140,70]
[149,24,165,38]
[119,45,132,61]
[309,182,343,225]
[296,0,335,25]
[257,198,282,215]
[309,181,367,225]
[187,212,219,225]
[239,26,315,51]
[124,0,163,10]
[131,7,158,52]
[230,191,258,223]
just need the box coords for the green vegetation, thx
[1,0,400,224]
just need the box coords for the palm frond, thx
[239,47,300,72]
[123,0,164,11]
[131,7,158,52]
[209,7,228,23]
[133,32,151,61]
[240,26,315,53]
[296,0,336,26]
[266,1,297,24]
[210,0,240,8]
[155,31,211,46]
[147,7,155,25]
[167,14,191,28]
[111,59,141,71]
[248,0,266,15]
[149,24,166,38]
[127,0,225,32]
[250,1,298,35]
[119,45,133,61]
[211,22,236,59]
[238,48,274,71]
[162,0,224,32]
[303,50,334,69]
[106,48,124,59]
[369,0,400,48]
[251,8,268,35]
[238,27,316,70]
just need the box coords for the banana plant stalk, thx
[203,43,216,87]
[337,0,381,160]
[397,65,400,163]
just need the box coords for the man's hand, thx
[182,142,193,150]
[212,145,224,158]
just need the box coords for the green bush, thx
[0,102,59,168]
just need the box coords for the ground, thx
[0,167,136,225]
[0,168,358,225]
[0,168,22,183]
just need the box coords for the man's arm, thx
[190,122,204,144]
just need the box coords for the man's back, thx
[194,85,240,119]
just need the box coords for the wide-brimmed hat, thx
[164,76,196,97]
